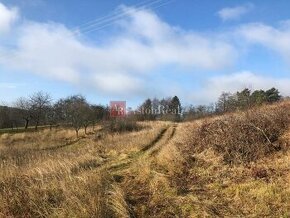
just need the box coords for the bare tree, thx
[82,104,93,135]
[56,95,89,138]
[90,105,106,131]
[216,92,237,113]
[29,92,52,130]
[14,97,33,129]
[45,104,58,130]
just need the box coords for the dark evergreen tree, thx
[139,98,155,120]
[170,96,181,114]
[237,88,251,109]
[250,90,266,105]
[169,96,182,121]
[265,88,281,103]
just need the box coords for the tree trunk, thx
[35,120,39,130]
[85,126,87,135]
[76,129,79,138]
[25,119,29,129]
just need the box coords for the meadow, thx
[0,102,289,217]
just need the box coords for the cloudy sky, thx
[0,0,290,107]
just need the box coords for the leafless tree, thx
[82,104,93,134]
[29,92,52,130]
[56,95,89,138]
[14,97,33,129]
[90,105,107,131]
[45,104,58,130]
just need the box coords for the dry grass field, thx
[0,102,290,217]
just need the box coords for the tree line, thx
[136,87,282,121]
[132,96,182,121]
[0,87,284,133]
[0,92,108,137]
[184,87,282,120]
[216,87,281,113]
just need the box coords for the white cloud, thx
[1,6,237,96]
[238,22,290,64]
[93,73,145,96]
[119,7,237,70]
[1,2,290,106]
[218,3,254,21]
[0,2,18,33]
[191,71,290,104]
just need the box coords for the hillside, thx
[0,102,289,217]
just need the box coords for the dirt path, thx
[38,124,179,181]
[148,124,177,157]
[107,123,177,172]
[107,124,178,217]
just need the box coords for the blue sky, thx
[0,0,290,107]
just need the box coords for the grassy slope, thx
[0,103,289,217]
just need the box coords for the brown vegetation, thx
[0,102,289,217]
[103,118,141,133]
[193,102,290,163]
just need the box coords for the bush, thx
[103,118,141,133]
[193,103,290,164]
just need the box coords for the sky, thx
[0,0,290,107]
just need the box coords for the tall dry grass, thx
[148,102,290,217]
[0,102,289,217]
[0,121,168,217]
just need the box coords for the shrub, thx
[103,118,141,133]
[193,103,290,164]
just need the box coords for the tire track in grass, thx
[64,124,177,218]
[64,125,170,175]
[109,124,178,218]
[108,124,177,172]
[140,128,168,152]
[108,126,171,172]
[148,124,177,157]
[66,124,176,176]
